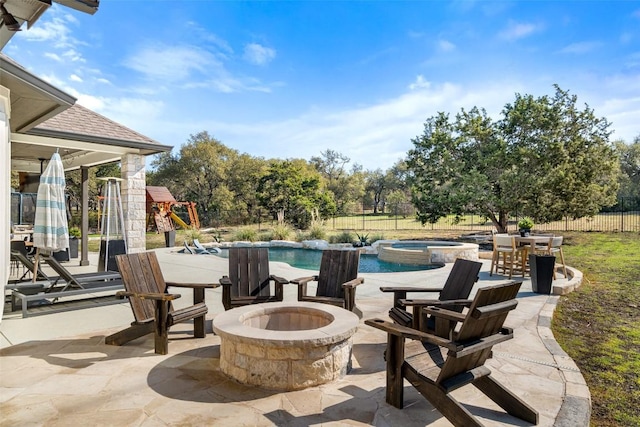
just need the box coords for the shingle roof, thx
[34,103,161,146]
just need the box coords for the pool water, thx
[215,247,442,273]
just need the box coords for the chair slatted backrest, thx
[11,250,51,281]
[438,258,482,302]
[494,234,516,249]
[316,249,360,299]
[43,254,83,288]
[116,252,167,323]
[436,281,522,384]
[551,236,563,248]
[228,247,271,298]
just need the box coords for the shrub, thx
[68,226,81,238]
[329,231,354,244]
[271,223,293,240]
[368,233,385,244]
[233,227,258,242]
[307,223,327,240]
[184,228,202,242]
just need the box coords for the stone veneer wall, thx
[121,153,146,254]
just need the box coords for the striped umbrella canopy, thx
[33,152,69,253]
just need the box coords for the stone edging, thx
[537,269,591,426]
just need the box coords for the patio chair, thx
[42,253,121,291]
[193,239,213,254]
[535,236,567,279]
[106,251,218,355]
[366,281,538,427]
[220,247,288,311]
[9,249,50,282]
[380,258,482,337]
[490,234,525,279]
[290,249,364,313]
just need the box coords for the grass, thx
[552,232,640,426]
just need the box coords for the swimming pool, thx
[214,247,442,273]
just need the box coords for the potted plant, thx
[68,226,81,258]
[517,217,534,237]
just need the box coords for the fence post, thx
[621,197,624,232]
[362,200,365,230]
[395,204,398,230]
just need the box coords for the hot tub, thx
[377,240,479,264]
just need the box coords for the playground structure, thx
[145,186,200,232]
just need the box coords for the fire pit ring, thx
[212,302,359,391]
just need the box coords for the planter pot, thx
[53,248,69,262]
[529,254,555,294]
[520,228,531,237]
[68,237,79,258]
[164,230,176,247]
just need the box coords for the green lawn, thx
[552,232,640,426]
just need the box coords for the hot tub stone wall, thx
[377,241,479,265]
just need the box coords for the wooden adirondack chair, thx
[290,249,364,313]
[220,247,288,311]
[105,252,218,355]
[380,258,482,336]
[366,281,538,427]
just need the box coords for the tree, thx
[149,131,238,226]
[310,149,362,215]
[364,169,386,214]
[615,135,640,200]
[407,86,620,233]
[258,159,336,228]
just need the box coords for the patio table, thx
[514,235,555,274]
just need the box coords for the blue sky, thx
[5,1,639,170]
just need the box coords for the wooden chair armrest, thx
[166,282,220,289]
[219,276,232,286]
[289,276,318,286]
[380,286,445,293]
[342,277,364,288]
[116,291,180,301]
[422,306,467,322]
[365,318,461,351]
[400,298,472,307]
[270,275,289,285]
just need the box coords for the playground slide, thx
[170,212,190,230]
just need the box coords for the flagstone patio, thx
[1,249,590,426]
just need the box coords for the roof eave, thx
[26,128,173,155]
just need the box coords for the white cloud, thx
[499,21,543,41]
[69,74,83,83]
[124,44,218,82]
[44,52,62,62]
[437,39,456,52]
[409,75,431,90]
[243,43,276,65]
[558,41,603,54]
[190,80,524,170]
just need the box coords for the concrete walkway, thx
[0,249,590,426]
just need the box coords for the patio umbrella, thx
[32,151,69,281]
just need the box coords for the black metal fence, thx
[205,197,640,233]
[12,192,640,233]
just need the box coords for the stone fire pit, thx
[212,302,359,391]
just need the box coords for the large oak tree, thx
[407,86,620,233]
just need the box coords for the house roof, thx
[3,52,172,173]
[31,103,162,147]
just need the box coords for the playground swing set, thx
[98,186,200,235]
[145,186,200,232]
